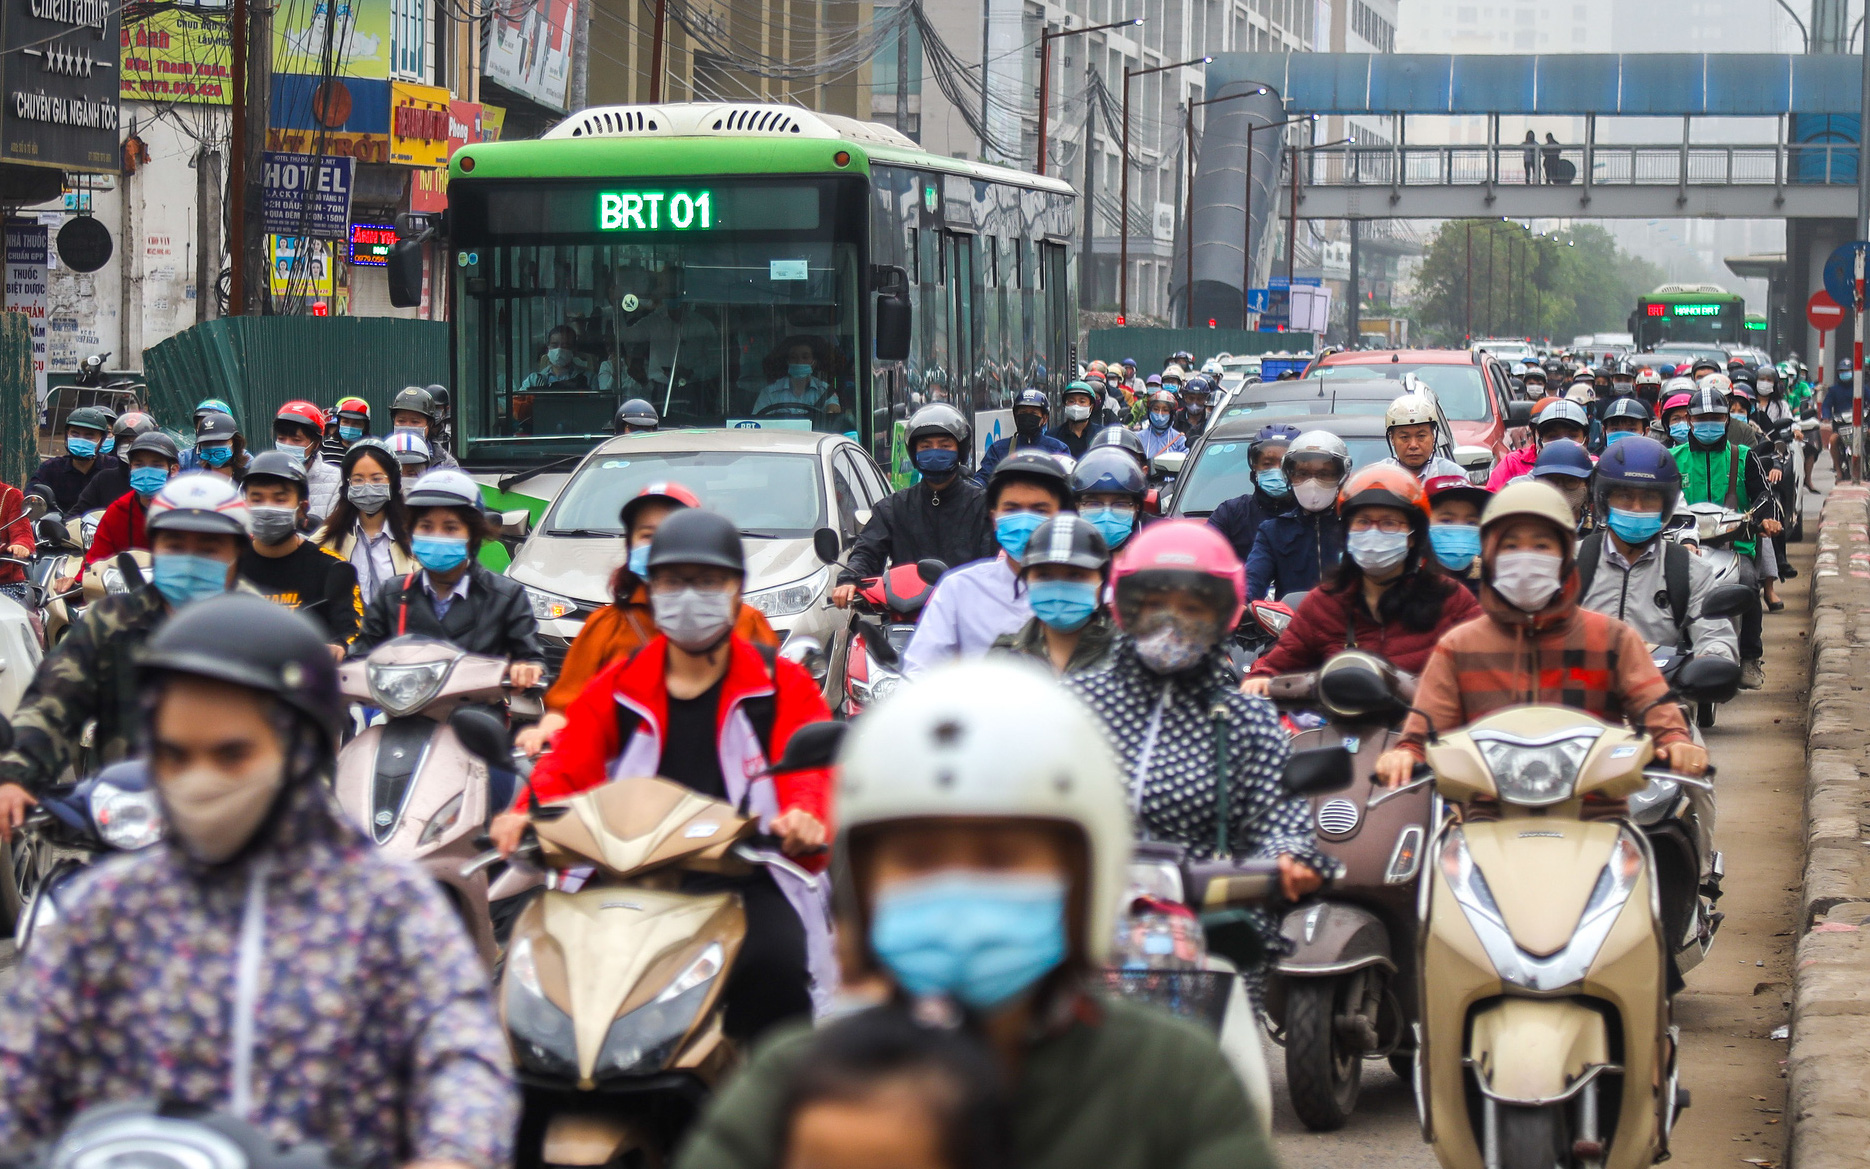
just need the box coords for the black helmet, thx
[986,449,1072,508]
[195,410,239,442]
[391,385,437,420]
[243,449,310,496]
[1020,513,1110,572]
[613,398,658,432]
[1603,398,1650,426]
[139,592,345,741]
[1069,446,1146,501]
[126,432,180,462]
[1591,434,1680,526]
[907,401,969,448]
[646,507,744,575]
[113,412,157,440]
[425,385,450,416]
[1086,425,1147,469]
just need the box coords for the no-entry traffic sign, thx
[1809,289,1846,331]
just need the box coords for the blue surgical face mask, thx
[338,424,363,443]
[1429,523,1481,571]
[412,534,470,573]
[199,443,233,468]
[100,435,116,455]
[869,871,1068,1010]
[627,542,651,578]
[1667,421,1691,443]
[788,362,813,380]
[994,511,1046,560]
[65,435,97,459]
[1604,429,1635,446]
[1256,468,1290,497]
[1027,579,1101,631]
[913,446,960,477]
[1691,421,1728,445]
[276,439,309,459]
[151,553,230,607]
[1147,410,1172,431]
[1606,506,1665,545]
[128,466,170,497]
[1080,504,1136,549]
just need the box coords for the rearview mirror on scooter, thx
[35,517,72,549]
[449,706,512,769]
[812,526,843,565]
[772,720,847,774]
[0,714,12,752]
[1673,656,1742,705]
[1283,744,1354,797]
[916,558,948,586]
[1701,583,1754,621]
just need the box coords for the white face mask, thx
[1063,403,1092,423]
[651,586,737,652]
[1491,550,1564,613]
[1293,480,1338,513]
[158,758,287,864]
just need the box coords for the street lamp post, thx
[1120,54,1208,322]
[1039,17,1143,177]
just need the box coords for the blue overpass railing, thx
[1300,141,1858,188]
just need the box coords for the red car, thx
[1301,349,1532,460]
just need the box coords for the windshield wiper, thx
[499,453,587,494]
[740,530,785,539]
[543,528,621,538]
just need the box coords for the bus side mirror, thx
[876,292,911,362]
[388,239,424,308]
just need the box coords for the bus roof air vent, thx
[546,105,675,139]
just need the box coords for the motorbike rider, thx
[1425,472,1490,590]
[1048,381,1102,458]
[1487,398,1589,489]
[1242,466,1481,694]
[273,401,342,521]
[1137,387,1189,460]
[317,440,417,605]
[1069,446,1147,553]
[237,449,362,659]
[517,482,779,758]
[1373,479,1707,787]
[834,403,995,609]
[0,592,519,1168]
[1633,366,1663,413]
[1528,438,1595,531]
[1752,366,1802,577]
[0,475,31,612]
[1208,423,1302,565]
[1174,377,1215,439]
[1677,386,1778,689]
[1246,430,1350,600]
[1602,397,1652,448]
[991,513,1116,676]
[1066,522,1332,988]
[1577,435,1739,667]
[1376,392,1465,480]
[390,385,459,468]
[178,410,247,479]
[1821,359,1858,476]
[903,451,1070,677]
[495,507,834,1037]
[388,431,432,482]
[351,468,544,694]
[613,397,660,435]
[978,388,1069,483]
[1087,424,1150,475]
[82,432,179,569]
[1658,383,1697,447]
[70,413,156,514]
[0,473,252,830]
[320,395,372,466]
[29,405,120,515]
[676,658,1279,1169]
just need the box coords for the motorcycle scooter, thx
[1259,650,1429,1131]
[333,635,543,965]
[10,758,164,946]
[1411,704,1707,1169]
[460,721,846,1168]
[809,529,946,715]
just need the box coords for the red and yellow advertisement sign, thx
[410,99,486,213]
[389,81,451,167]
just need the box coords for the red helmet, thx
[618,480,702,532]
[1110,519,1246,633]
[332,395,371,420]
[276,400,326,433]
[1424,472,1492,512]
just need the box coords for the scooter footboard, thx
[1468,998,1610,1104]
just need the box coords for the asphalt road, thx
[1267,478,1818,1169]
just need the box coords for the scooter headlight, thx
[503,936,578,1078]
[366,658,453,717]
[89,781,164,850]
[47,1111,249,1169]
[416,791,465,848]
[1470,728,1600,807]
[594,942,725,1077]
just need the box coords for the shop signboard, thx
[121,8,230,104]
[410,97,482,213]
[481,0,575,110]
[260,150,354,238]
[267,73,391,162]
[389,80,450,167]
[2,0,121,173]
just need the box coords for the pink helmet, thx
[1110,519,1246,633]
[1660,391,1695,417]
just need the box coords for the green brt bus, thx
[441,103,1079,498]
[1628,283,1747,350]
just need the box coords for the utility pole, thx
[895,4,910,137]
[228,0,270,315]
[1855,0,1869,480]
[196,148,222,322]
[1465,222,1472,341]
[1486,225,1495,335]
[1081,95,1097,310]
[648,0,668,101]
[1347,220,1359,348]
[228,0,246,315]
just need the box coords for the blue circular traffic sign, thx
[1823,241,1870,311]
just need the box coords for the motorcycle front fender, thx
[1276,900,1396,976]
[1468,997,1611,1105]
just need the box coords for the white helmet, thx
[1696,372,1732,395]
[1384,393,1438,430]
[1281,429,1353,478]
[1161,364,1186,383]
[1565,381,1594,405]
[1662,375,1697,397]
[836,658,1132,967]
[1201,358,1223,375]
[145,471,251,537]
[1535,398,1590,430]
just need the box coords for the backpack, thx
[1576,530,1692,639]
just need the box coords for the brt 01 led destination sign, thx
[598,190,714,231]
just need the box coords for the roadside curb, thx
[1792,484,1870,1168]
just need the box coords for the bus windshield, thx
[450,177,865,464]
